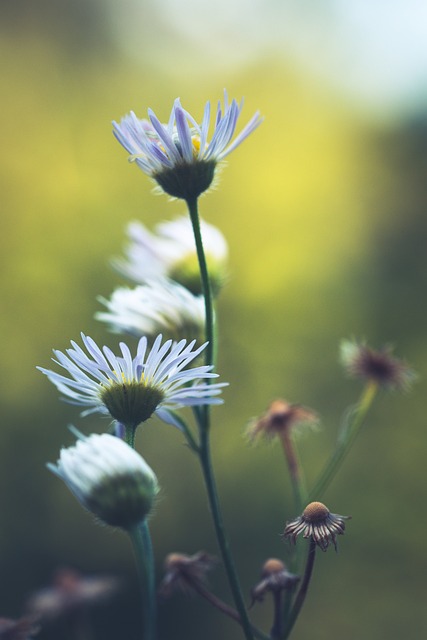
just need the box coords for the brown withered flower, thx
[247,399,318,441]
[159,552,218,597]
[0,617,39,640]
[25,568,120,623]
[340,339,415,391]
[282,502,350,552]
[250,558,299,607]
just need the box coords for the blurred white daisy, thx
[96,280,205,345]
[38,334,226,429]
[113,90,262,199]
[114,215,228,296]
[49,433,159,529]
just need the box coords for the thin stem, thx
[279,432,306,515]
[270,591,284,640]
[186,197,253,639]
[185,197,216,368]
[129,521,156,640]
[308,382,378,501]
[283,539,316,639]
[189,579,269,640]
[167,410,200,453]
[198,432,255,640]
[279,430,307,624]
[124,424,136,448]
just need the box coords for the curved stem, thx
[167,410,200,453]
[198,431,255,640]
[308,382,378,501]
[186,197,253,639]
[129,521,157,640]
[283,539,316,639]
[189,579,269,640]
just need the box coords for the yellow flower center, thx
[100,380,165,428]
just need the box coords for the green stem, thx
[279,432,306,515]
[189,579,269,640]
[129,521,156,640]
[185,197,216,368]
[198,432,255,640]
[167,410,200,453]
[270,590,284,640]
[124,425,156,639]
[308,382,378,501]
[186,197,253,639]
[283,539,316,639]
[124,424,136,448]
[279,430,306,626]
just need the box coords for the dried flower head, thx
[282,502,350,552]
[0,617,39,640]
[113,90,262,200]
[250,559,299,606]
[26,568,119,623]
[114,216,228,296]
[340,339,415,391]
[159,552,217,597]
[248,399,318,441]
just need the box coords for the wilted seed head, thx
[250,558,299,607]
[282,501,351,552]
[159,552,218,597]
[248,399,318,441]
[261,558,286,576]
[25,569,120,623]
[340,339,415,391]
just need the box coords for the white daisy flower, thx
[114,215,228,296]
[113,90,262,199]
[38,334,227,429]
[96,280,205,345]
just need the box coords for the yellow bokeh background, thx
[1,3,426,639]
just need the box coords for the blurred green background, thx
[1,1,427,638]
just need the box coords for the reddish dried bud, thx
[248,399,318,441]
[0,617,39,640]
[26,569,120,623]
[159,552,218,597]
[340,339,415,391]
[250,558,299,607]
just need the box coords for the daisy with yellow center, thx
[38,333,227,430]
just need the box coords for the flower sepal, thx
[153,159,216,201]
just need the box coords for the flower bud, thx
[49,434,159,529]
[250,559,299,607]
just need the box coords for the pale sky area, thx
[112,0,427,118]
